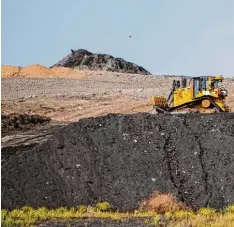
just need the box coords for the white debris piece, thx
[151,178,156,182]
[123,133,128,140]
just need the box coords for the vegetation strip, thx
[2,202,234,227]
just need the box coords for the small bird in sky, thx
[129,35,132,38]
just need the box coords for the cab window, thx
[211,80,222,88]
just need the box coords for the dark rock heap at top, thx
[52,49,151,75]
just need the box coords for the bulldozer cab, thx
[190,76,224,98]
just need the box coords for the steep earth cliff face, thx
[52,49,151,75]
[2,113,234,211]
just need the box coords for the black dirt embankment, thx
[52,49,151,75]
[2,113,234,211]
[1,113,51,137]
[36,218,152,227]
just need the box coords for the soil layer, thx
[2,113,234,211]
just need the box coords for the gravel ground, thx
[2,71,233,122]
[1,73,176,100]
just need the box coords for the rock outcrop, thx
[52,49,151,75]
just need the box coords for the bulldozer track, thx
[169,96,223,112]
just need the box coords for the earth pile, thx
[52,49,151,75]
[1,113,51,136]
[2,113,234,211]
[1,65,86,78]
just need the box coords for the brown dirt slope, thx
[1,65,86,78]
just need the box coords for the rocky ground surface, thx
[52,49,151,75]
[2,113,234,211]
[36,218,153,227]
[2,71,234,122]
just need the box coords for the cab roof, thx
[192,75,224,80]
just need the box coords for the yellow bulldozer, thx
[152,75,230,114]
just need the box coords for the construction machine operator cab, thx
[210,76,228,97]
[192,77,208,97]
[191,76,227,98]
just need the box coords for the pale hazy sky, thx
[2,0,234,77]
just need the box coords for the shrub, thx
[36,207,49,218]
[21,206,33,213]
[2,216,17,227]
[175,210,196,219]
[8,209,24,218]
[77,205,87,213]
[139,191,186,214]
[224,204,234,213]
[96,202,111,212]
[1,210,8,220]
[198,207,216,216]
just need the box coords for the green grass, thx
[1,204,234,227]
[95,202,112,212]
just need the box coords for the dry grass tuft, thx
[139,191,187,214]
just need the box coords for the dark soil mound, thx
[52,49,151,75]
[37,218,152,227]
[1,113,51,136]
[2,113,234,211]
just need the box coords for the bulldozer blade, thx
[151,96,168,114]
[152,96,167,107]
